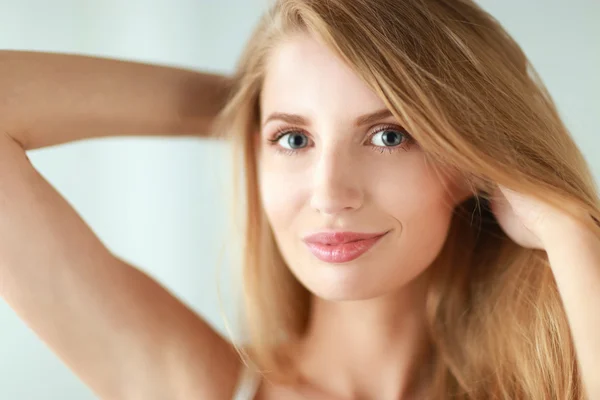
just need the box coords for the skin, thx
[1,39,599,399]
[257,33,600,398]
[0,51,241,400]
[493,187,600,398]
[257,34,471,398]
[0,51,230,150]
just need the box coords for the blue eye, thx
[278,132,309,150]
[370,129,406,147]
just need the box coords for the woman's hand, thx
[489,184,587,250]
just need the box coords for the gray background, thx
[0,0,598,398]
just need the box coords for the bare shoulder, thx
[0,133,241,399]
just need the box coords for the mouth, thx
[302,231,389,264]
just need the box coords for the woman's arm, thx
[492,187,600,397]
[542,219,600,399]
[0,131,242,399]
[0,51,241,399]
[0,50,231,150]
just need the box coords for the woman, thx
[1,0,599,399]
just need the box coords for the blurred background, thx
[0,0,598,398]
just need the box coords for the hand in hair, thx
[492,184,600,398]
[490,184,591,250]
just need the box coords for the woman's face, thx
[258,34,468,300]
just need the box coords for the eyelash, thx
[266,124,415,156]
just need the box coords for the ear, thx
[450,172,497,207]
[453,183,474,205]
[467,173,498,198]
[450,172,478,205]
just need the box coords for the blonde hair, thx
[215,0,600,398]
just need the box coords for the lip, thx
[302,231,389,263]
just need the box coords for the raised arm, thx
[0,50,231,150]
[0,138,242,399]
[0,52,242,399]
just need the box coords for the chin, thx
[291,259,413,302]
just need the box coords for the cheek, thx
[371,157,457,265]
[258,155,309,231]
[371,155,455,221]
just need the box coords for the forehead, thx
[260,34,387,123]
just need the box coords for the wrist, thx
[541,215,595,257]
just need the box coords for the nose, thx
[310,147,364,215]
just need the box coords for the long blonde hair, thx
[215,0,600,398]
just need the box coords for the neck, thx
[294,270,433,399]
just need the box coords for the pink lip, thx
[302,231,389,263]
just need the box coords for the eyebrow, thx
[262,108,394,128]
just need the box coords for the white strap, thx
[232,365,260,400]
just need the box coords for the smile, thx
[302,231,389,263]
